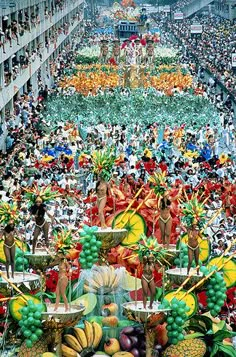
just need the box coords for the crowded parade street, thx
[0,0,235,356]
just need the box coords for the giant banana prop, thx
[82,266,120,294]
[62,320,103,357]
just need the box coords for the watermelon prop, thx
[207,256,236,288]
[177,233,210,263]
[9,294,46,321]
[68,279,84,301]
[0,239,29,263]
[121,270,142,291]
[164,290,198,318]
[72,293,97,315]
[112,210,146,245]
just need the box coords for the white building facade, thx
[0,0,84,138]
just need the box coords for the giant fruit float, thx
[0,35,236,357]
[1,171,235,357]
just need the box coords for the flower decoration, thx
[91,148,116,181]
[24,184,61,203]
[143,148,152,159]
[149,171,169,196]
[59,63,191,95]
[181,197,206,229]
[78,153,91,167]
[183,150,199,159]
[0,202,19,225]
[219,153,228,165]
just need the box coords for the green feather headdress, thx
[131,234,173,266]
[149,171,169,196]
[181,198,206,229]
[24,184,61,203]
[53,228,77,255]
[91,147,116,181]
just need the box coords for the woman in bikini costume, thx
[141,254,156,309]
[187,223,201,275]
[1,220,19,279]
[54,254,71,311]
[96,175,111,229]
[158,191,172,249]
[30,196,54,253]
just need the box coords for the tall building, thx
[0,0,84,150]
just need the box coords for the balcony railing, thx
[183,0,214,17]
[0,0,83,64]
[0,17,82,110]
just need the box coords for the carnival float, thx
[0,18,235,357]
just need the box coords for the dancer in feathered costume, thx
[181,198,206,275]
[92,148,116,228]
[24,185,60,253]
[51,228,76,311]
[0,202,20,278]
[149,172,173,248]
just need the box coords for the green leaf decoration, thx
[213,330,236,342]
[210,344,219,357]
[184,332,205,340]
[217,343,236,357]
[44,90,220,129]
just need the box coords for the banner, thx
[232,53,236,68]
[190,24,203,34]
[174,12,184,20]
[163,5,170,13]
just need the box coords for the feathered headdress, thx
[149,171,168,196]
[131,234,173,266]
[24,184,61,203]
[53,228,78,255]
[0,202,19,225]
[181,197,206,229]
[91,148,116,181]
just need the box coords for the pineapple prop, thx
[165,314,236,357]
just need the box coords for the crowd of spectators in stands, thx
[0,1,81,87]
[159,13,236,97]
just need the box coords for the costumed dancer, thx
[0,202,20,279]
[158,191,172,250]
[55,253,71,311]
[149,172,172,248]
[91,148,116,229]
[49,229,78,311]
[24,185,60,253]
[181,198,207,275]
[141,254,156,309]
[96,175,110,229]
[133,235,171,310]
